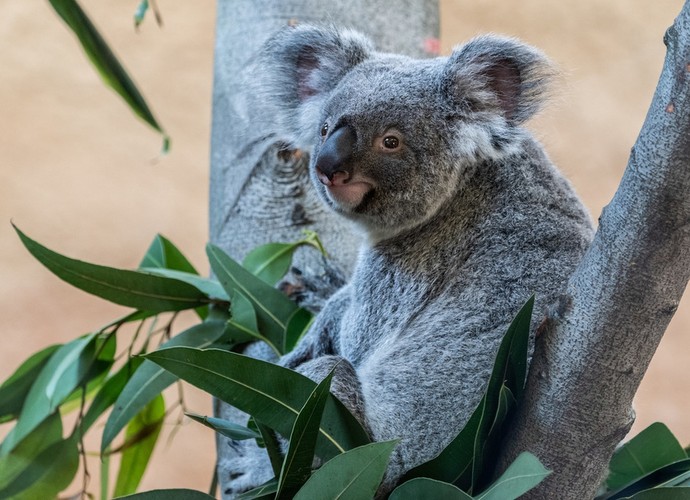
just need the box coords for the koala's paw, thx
[220,442,275,499]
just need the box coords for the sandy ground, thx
[0,0,688,496]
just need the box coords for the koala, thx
[222,25,594,497]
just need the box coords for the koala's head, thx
[260,25,552,240]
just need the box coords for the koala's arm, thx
[279,284,368,426]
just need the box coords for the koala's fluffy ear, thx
[441,36,553,125]
[259,25,373,147]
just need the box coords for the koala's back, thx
[336,135,593,484]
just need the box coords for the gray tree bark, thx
[208,1,438,497]
[497,2,690,498]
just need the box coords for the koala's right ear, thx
[258,25,373,148]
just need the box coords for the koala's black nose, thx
[315,124,356,186]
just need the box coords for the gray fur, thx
[225,25,593,496]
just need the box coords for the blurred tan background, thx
[0,0,687,496]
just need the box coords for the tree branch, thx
[499,1,690,497]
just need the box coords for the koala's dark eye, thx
[383,136,399,149]
[320,123,329,137]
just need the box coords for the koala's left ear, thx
[441,36,554,125]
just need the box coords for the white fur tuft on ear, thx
[441,35,554,125]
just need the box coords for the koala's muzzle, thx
[315,125,356,186]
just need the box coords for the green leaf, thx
[475,452,551,500]
[139,234,198,274]
[0,413,79,500]
[285,307,313,354]
[228,290,279,352]
[102,320,225,452]
[0,413,62,488]
[113,393,165,497]
[142,268,229,301]
[143,347,370,461]
[389,478,472,500]
[0,345,60,423]
[242,230,327,286]
[608,423,688,490]
[207,244,299,354]
[186,413,260,441]
[236,480,279,500]
[599,459,690,500]
[114,489,216,500]
[134,1,149,29]
[624,487,690,499]
[14,225,209,312]
[47,0,168,150]
[293,441,397,500]
[80,357,145,436]
[255,420,285,477]
[277,370,334,497]
[1,334,98,455]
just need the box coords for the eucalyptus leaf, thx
[229,290,278,353]
[143,347,370,461]
[0,345,60,423]
[186,413,261,441]
[102,320,226,452]
[293,440,397,500]
[475,452,550,500]
[114,489,216,499]
[235,480,279,500]
[599,459,690,500]
[625,487,690,499]
[47,0,168,149]
[255,420,284,478]
[113,394,165,497]
[139,234,198,274]
[389,478,472,500]
[207,243,299,354]
[242,230,326,286]
[15,225,209,312]
[277,370,334,497]
[0,413,62,489]
[608,423,687,490]
[0,334,98,455]
[285,307,313,354]
[142,268,229,301]
[0,422,79,500]
[80,357,144,436]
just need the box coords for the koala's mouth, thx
[317,172,374,210]
[325,180,374,209]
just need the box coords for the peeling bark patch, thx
[666,102,675,113]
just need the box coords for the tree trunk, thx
[497,1,690,498]
[208,1,439,497]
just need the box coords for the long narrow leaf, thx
[186,413,260,441]
[143,347,370,461]
[389,478,472,500]
[15,226,209,312]
[277,370,334,497]
[0,334,97,455]
[0,430,79,499]
[599,459,690,500]
[607,423,687,490]
[475,452,550,500]
[207,244,299,354]
[102,320,226,452]
[236,479,279,500]
[114,489,215,499]
[0,413,63,488]
[47,0,168,149]
[139,235,197,274]
[0,345,60,423]
[293,441,397,500]
[113,394,165,497]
